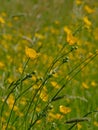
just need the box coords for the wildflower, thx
[76,0,82,5]
[59,105,71,114]
[16,111,24,117]
[19,98,27,105]
[1,12,7,17]
[64,26,77,45]
[35,33,45,39]
[0,16,5,24]
[51,81,60,89]
[0,61,5,69]
[33,84,40,89]
[7,77,13,83]
[55,113,63,119]
[7,22,13,27]
[3,34,12,41]
[54,20,60,25]
[93,28,98,40]
[32,75,37,81]
[84,5,95,14]
[94,121,98,127]
[40,87,48,102]
[91,81,97,87]
[47,112,63,121]
[83,16,92,29]
[82,82,89,89]
[64,26,71,34]
[7,94,15,109]
[25,46,39,60]
[77,123,82,130]
[13,16,19,21]
[50,27,59,34]
[13,105,19,111]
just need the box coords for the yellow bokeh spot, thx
[64,26,71,34]
[59,105,71,114]
[0,62,5,69]
[76,0,82,5]
[7,94,15,109]
[94,121,98,127]
[25,47,39,60]
[64,26,77,45]
[82,82,89,89]
[67,33,77,45]
[93,28,98,40]
[40,89,48,102]
[77,123,82,130]
[51,81,60,89]
[91,81,97,87]
[0,16,5,24]
[83,16,92,29]
[84,5,95,14]
[35,33,45,39]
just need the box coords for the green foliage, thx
[0,0,98,130]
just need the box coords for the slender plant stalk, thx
[27,51,98,129]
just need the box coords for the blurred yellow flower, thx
[91,81,97,87]
[84,5,95,14]
[0,16,5,24]
[76,0,82,5]
[93,28,98,40]
[51,81,60,89]
[54,20,60,25]
[47,112,63,121]
[25,47,39,60]
[40,88,48,102]
[13,16,19,21]
[50,27,59,34]
[1,12,7,17]
[67,33,77,45]
[0,62,5,69]
[7,94,15,109]
[82,82,89,89]
[64,26,77,45]
[83,16,92,29]
[59,105,71,114]
[77,123,82,130]
[19,98,27,105]
[64,26,71,34]
[94,121,98,127]
[40,91,48,102]
[3,34,12,41]
[35,33,45,39]
[13,105,19,111]
[7,94,19,112]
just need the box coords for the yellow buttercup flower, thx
[0,62,5,69]
[64,26,71,34]
[84,5,95,14]
[0,16,5,24]
[59,105,71,114]
[64,26,77,45]
[83,16,92,29]
[40,90,48,102]
[7,94,15,109]
[82,82,89,89]
[51,81,60,89]
[25,47,39,60]
[67,33,77,45]
[76,0,82,5]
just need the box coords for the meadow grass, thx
[0,0,98,130]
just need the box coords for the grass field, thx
[0,0,98,130]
